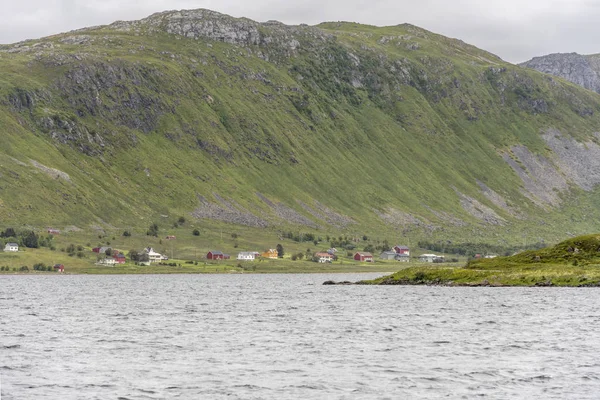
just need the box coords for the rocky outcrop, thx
[520,53,600,94]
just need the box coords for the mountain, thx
[520,52,600,94]
[1,9,600,244]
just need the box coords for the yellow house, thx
[261,249,278,259]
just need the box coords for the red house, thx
[113,253,126,264]
[354,252,374,262]
[207,251,225,260]
[92,247,101,253]
[53,264,65,273]
[394,245,410,255]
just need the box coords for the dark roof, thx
[209,251,224,255]
[395,245,410,249]
[6,242,18,246]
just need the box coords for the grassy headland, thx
[363,234,600,286]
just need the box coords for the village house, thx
[3,242,19,252]
[394,245,410,255]
[379,251,398,260]
[207,251,230,260]
[314,252,334,263]
[418,254,444,263]
[93,246,112,254]
[354,252,374,262]
[395,253,410,262]
[113,253,126,264]
[143,247,163,263]
[53,264,65,273]
[261,249,278,259]
[96,258,116,266]
[237,252,257,261]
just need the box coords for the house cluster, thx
[207,249,279,261]
[93,246,127,266]
[379,245,411,262]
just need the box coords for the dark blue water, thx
[2,274,600,399]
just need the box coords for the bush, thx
[123,231,131,237]
[193,229,200,236]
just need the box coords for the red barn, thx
[393,245,410,255]
[113,253,126,264]
[354,252,374,262]
[207,251,225,260]
[92,247,101,253]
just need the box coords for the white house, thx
[237,252,257,261]
[315,252,334,263]
[4,242,18,252]
[96,258,116,266]
[143,247,163,264]
[418,254,444,263]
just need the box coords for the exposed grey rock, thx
[502,146,569,208]
[30,160,71,182]
[542,129,600,191]
[520,53,600,94]
[192,194,268,227]
[455,190,505,225]
[255,193,318,228]
[297,200,355,229]
[476,180,521,218]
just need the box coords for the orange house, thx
[261,249,278,259]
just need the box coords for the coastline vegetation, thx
[363,234,600,286]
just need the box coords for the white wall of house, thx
[4,243,18,252]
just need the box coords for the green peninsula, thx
[362,234,600,286]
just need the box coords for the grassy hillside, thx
[1,9,600,250]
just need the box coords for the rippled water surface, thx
[2,274,600,399]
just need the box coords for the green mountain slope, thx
[1,9,600,244]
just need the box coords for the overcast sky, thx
[2,0,599,63]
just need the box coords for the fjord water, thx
[2,274,600,399]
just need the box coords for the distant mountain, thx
[520,52,600,94]
[1,9,600,244]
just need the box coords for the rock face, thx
[520,53,600,94]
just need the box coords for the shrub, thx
[192,229,200,236]
[122,231,131,237]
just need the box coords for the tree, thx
[192,229,200,236]
[2,227,16,238]
[122,231,131,237]
[178,216,186,225]
[105,248,113,256]
[276,244,284,258]
[128,250,140,261]
[23,231,39,248]
[363,244,375,253]
[147,223,159,237]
